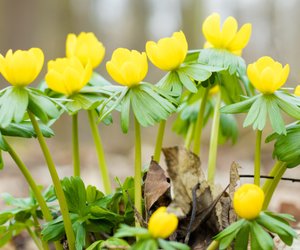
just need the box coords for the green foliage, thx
[198,48,246,75]
[86,237,130,250]
[213,211,297,250]
[266,122,300,168]
[42,177,135,249]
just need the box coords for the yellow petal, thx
[121,61,140,86]
[221,16,238,47]
[202,13,222,47]
[66,33,77,58]
[139,52,148,81]
[255,56,275,72]
[260,67,275,93]
[106,61,126,85]
[247,63,260,90]
[276,64,289,89]
[227,23,252,51]
[294,85,300,96]
[45,69,69,95]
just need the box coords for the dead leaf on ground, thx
[144,160,171,211]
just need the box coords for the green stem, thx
[72,113,80,177]
[5,140,53,222]
[193,87,210,155]
[206,240,219,250]
[254,130,262,186]
[207,91,222,184]
[32,214,50,250]
[153,120,166,163]
[28,111,75,250]
[26,226,44,250]
[87,110,112,194]
[134,116,142,220]
[184,122,195,150]
[262,161,287,209]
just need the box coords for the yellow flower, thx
[66,32,105,69]
[0,48,44,86]
[146,31,188,71]
[233,184,264,220]
[148,207,178,238]
[202,13,252,55]
[45,57,92,96]
[209,85,220,96]
[247,56,290,94]
[294,85,300,96]
[106,48,148,87]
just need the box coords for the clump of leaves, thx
[42,176,135,249]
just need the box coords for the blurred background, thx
[0,0,300,224]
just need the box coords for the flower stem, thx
[87,110,111,194]
[184,122,195,150]
[134,115,142,221]
[72,113,80,177]
[254,129,262,186]
[206,240,219,250]
[207,91,222,184]
[262,161,287,209]
[4,139,57,250]
[153,120,166,163]
[28,111,75,250]
[26,226,44,250]
[193,87,209,155]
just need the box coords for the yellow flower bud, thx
[0,48,44,86]
[209,85,220,96]
[45,57,92,96]
[233,184,264,220]
[294,85,300,96]
[106,48,148,87]
[202,13,252,55]
[148,207,178,238]
[146,31,188,71]
[247,56,289,94]
[66,32,105,69]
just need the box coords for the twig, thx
[184,183,200,244]
[239,175,300,183]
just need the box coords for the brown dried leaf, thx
[163,146,206,217]
[144,160,170,211]
[229,161,240,224]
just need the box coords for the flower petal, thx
[227,23,252,51]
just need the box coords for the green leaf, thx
[62,177,87,215]
[243,96,263,128]
[198,48,246,75]
[221,95,258,114]
[0,87,29,128]
[257,212,297,246]
[132,239,158,250]
[0,132,8,151]
[28,90,59,123]
[234,222,250,249]
[114,224,150,238]
[66,93,103,114]
[89,206,122,223]
[219,113,238,144]
[86,185,104,204]
[0,212,13,225]
[88,72,112,87]
[156,71,182,97]
[267,123,300,168]
[120,94,130,133]
[275,94,300,120]
[266,96,286,135]
[85,240,102,250]
[179,64,212,82]
[0,225,12,247]
[250,220,274,250]
[177,71,198,93]
[184,50,201,63]
[99,238,130,250]
[159,239,190,250]
[214,219,245,241]
[74,221,86,250]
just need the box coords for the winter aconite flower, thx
[202,13,252,55]
[106,48,148,87]
[148,207,178,238]
[233,184,264,220]
[45,57,92,96]
[0,48,44,86]
[146,31,188,71]
[294,85,300,96]
[247,56,290,94]
[66,32,105,69]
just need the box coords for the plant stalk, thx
[207,91,222,184]
[26,226,44,250]
[134,116,142,221]
[262,161,287,209]
[87,110,112,194]
[206,240,219,250]
[254,129,262,186]
[184,122,195,150]
[28,111,75,250]
[72,113,80,177]
[153,120,166,163]
[193,87,210,155]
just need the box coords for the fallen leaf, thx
[144,160,170,211]
[163,146,206,217]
